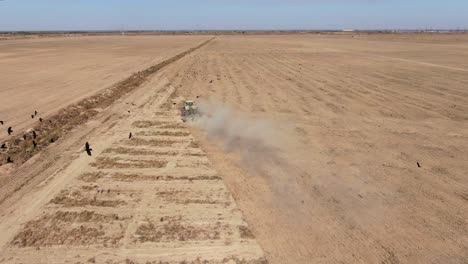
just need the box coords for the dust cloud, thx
[188,101,278,167]
[187,101,300,200]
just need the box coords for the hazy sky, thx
[0,0,467,31]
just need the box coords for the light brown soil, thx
[0,34,467,264]
[0,35,208,142]
[0,44,265,263]
[166,35,468,263]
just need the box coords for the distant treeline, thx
[1,29,467,38]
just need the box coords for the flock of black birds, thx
[1,108,135,165]
[1,110,42,164]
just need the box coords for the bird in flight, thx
[85,142,93,156]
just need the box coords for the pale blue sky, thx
[0,0,467,31]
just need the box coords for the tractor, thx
[181,100,199,121]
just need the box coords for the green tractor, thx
[181,101,199,120]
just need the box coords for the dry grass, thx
[103,147,179,156]
[79,172,105,182]
[11,211,131,247]
[136,131,191,137]
[238,226,255,239]
[50,189,127,207]
[91,157,168,169]
[123,138,183,147]
[135,218,224,243]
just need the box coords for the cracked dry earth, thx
[0,71,266,263]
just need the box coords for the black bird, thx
[39,118,43,122]
[50,138,55,143]
[7,127,13,135]
[23,134,27,140]
[34,110,38,116]
[0,121,3,125]
[1,143,6,149]
[129,132,132,139]
[32,131,37,139]
[31,115,34,119]
[33,140,37,148]
[49,120,52,124]
[127,110,131,113]
[6,157,13,163]
[85,142,93,156]
[417,162,421,168]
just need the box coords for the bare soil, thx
[167,35,468,263]
[1,34,467,264]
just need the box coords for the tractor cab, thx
[185,101,195,109]
[181,100,198,117]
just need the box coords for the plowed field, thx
[1,34,467,264]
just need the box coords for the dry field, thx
[1,34,468,264]
[0,35,208,141]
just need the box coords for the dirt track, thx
[0,34,468,263]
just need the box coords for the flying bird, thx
[7,127,13,135]
[129,132,132,139]
[85,142,93,156]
